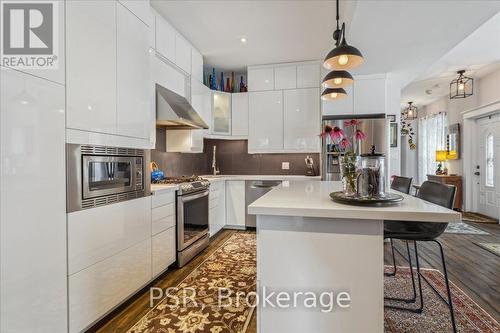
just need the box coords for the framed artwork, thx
[388,114,396,122]
[390,123,398,147]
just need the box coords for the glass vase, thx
[340,153,357,197]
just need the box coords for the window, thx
[418,112,447,184]
[486,134,494,187]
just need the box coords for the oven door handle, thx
[180,190,210,203]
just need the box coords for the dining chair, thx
[386,176,413,277]
[384,181,457,333]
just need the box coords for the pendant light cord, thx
[334,0,341,45]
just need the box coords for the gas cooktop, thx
[152,175,210,195]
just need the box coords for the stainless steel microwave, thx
[67,144,150,212]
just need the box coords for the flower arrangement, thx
[320,120,367,195]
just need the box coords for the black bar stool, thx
[386,176,413,277]
[384,181,457,333]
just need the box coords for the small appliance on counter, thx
[150,161,165,182]
[305,156,316,176]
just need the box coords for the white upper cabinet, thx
[231,93,249,137]
[212,92,232,135]
[117,3,153,139]
[322,84,354,116]
[155,14,176,63]
[153,56,186,97]
[191,47,204,83]
[353,76,386,115]
[284,88,320,151]
[175,33,192,75]
[249,90,283,152]
[248,66,274,91]
[118,0,152,26]
[274,65,297,90]
[297,63,320,88]
[66,0,117,134]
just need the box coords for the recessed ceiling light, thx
[240,37,247,44]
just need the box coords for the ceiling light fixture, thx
[450,70,473,99]
[402,102,418,120]
[322,70,353,89]
[240,37,247,44]
[321,88,348,101]
[322,0,363,101]
[323,0,364,71]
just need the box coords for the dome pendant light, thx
[323,0,364,71]
[322,70,354,89]
[323,23,364,71]
[321,88,348,101]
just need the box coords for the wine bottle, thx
[231,72,235,92]
[225,78,231,92]
[211,68,216,90]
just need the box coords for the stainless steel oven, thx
[176,182,210,267]
[67,144,150,212]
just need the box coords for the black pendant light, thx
[323,0,364,71]
[403,102,418,120]
[322,70,354,89]
[450,70,473,99]
[323,23,364,71]
[321,88,348,101]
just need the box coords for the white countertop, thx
[201,174,321,181]
[150,175,320,193]
[248,181,461,223]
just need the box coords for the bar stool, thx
[384,181,457,333]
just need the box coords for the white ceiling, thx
[152,0,357,72]
[152,1,500,85]
[402,12,500,107]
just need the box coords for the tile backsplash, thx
[152,129,319,177]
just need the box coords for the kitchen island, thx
[248,180,461,333]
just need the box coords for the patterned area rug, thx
[445,222,490,235]
[474,242,500,257]
[462,212,498,224]
[127,232,256,333]
[385,266,500,332]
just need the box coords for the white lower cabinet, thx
[68,197,151,275]
[69,238,152,333]
[248,90,283,152]
[152,227,176,277]
[283,88,321,152]
[225,181,246,228]
[1,67,67,333]
[209,181,226,236]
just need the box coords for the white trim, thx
[461,100,500,119]
[462,100,500,212]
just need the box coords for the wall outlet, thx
[282,162,290,170]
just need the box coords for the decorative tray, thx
[329,191,404,205]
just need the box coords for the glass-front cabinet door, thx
[211,91,231,135]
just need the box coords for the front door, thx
[475,114,500,219]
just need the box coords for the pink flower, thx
[355,129,367,140]
[339,138,351,149]
[344,119,362,127]
[319,125,333,138]
[330,126,344,141]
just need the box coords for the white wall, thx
[386,75,402,177]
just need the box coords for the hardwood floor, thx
[385,222,500,322]
[91,223,499,333]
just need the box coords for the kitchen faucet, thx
[212,145,220,176]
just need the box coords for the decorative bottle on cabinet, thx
[239,76,247,92]
[225,78,231,92]
[211,68,216,90]
[231,72,235,92]
[220,72,224,91]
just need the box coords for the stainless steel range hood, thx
[156,83,209,130]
